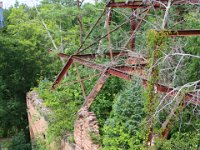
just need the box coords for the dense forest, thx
[0,0,199,149]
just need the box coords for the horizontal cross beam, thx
[48,49,128,59]
[52,54,145,87]
[107,1,199,9]
[52,52,200,106]
[168,30,200,37]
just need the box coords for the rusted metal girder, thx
[130,10,137,51]
[168,30,200,37]
[48,49,128,60]
[52,52,199,106]
[142,80,200,106]
[83,72,109,108]
[107,1,165,9]
[107,0,199,8]
[52,54,145,88]
[52,57,73,89]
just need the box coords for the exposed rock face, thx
[26,91,49,142]
[26,91,74,150]
[74,107,100,150]
[27,91,100,150]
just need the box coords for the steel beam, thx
[168,30,200,37]
[130,10,137,51]
[107,1,164,9]
[52,52,199,106]
[172,0,200,4]
[48,49,128,59]
[83,73,109,108]
[107,1,199,8]
[142,80,200,106]
[52,57,73,89]
[51,53,145,88]
[72,56,145,78]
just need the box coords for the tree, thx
[103,79,145,150]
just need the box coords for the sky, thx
[1,0,94,8]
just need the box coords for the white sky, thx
[1,0,95,8]
[1,0,39,8]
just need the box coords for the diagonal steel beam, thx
[51,52,145,88]
[142,80,200,106]
[83,72,109,108]
[52,57,73,89]
[52,52,199,106]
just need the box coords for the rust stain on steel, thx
[168,30,200,37]
[83,73,109,108]
[107,0,199,8]
[125,57,147,65]
[107,1,164,9]
[72,56,105,71]
[114,65,145,75]
[72,56,145,78]
[51,54,144,88]
[49,49,128,60]
[52,51,145,79]
[161,98,187,139]
[52,52,199,106]
[107,68,131,80]
[72,52,127,59]
[142,79,200,106]
[130,10,137,51]
[52,57,73,89]
[162,128,170,139]
[172,0,200,4]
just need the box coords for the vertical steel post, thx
[130,9,137,51]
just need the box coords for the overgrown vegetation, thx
[102,79,146,149]
[0,0,199,149]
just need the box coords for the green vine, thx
[144,29,169,144]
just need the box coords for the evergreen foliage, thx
[102,79,146,149]
[0,1,199,149]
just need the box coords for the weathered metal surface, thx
[52,57,73,89]
[107,1,164,9]
[168,30,200,37]
[107,0,199,8]
[125,57,147,65]
[161,98,187,139]
[48,49,128,59]
[52,52,199,106]
[83,73,109,108]
[130,10,137,51]
[142,79,200,106]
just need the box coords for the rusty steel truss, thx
[107,0,200,8]
[51,0,200,140]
